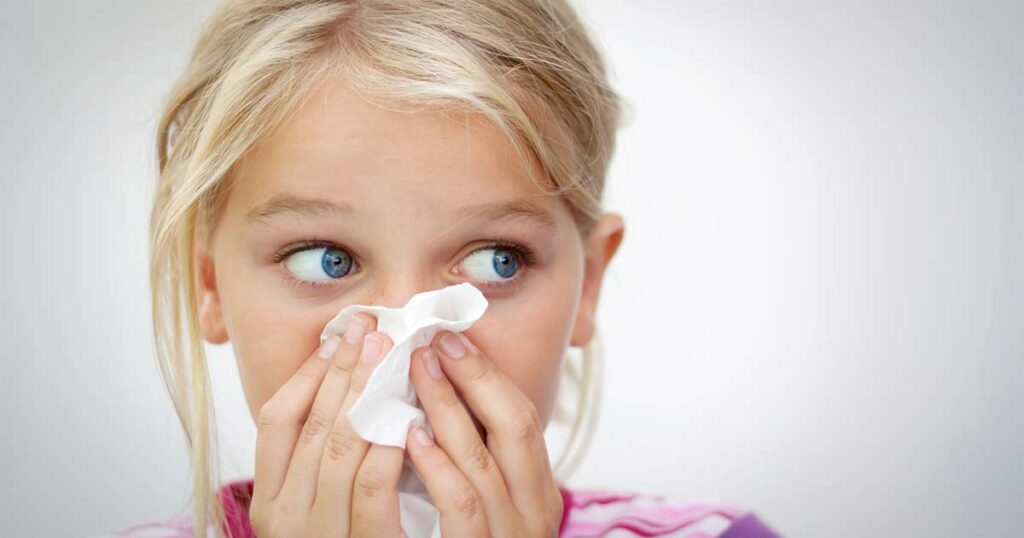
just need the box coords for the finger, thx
[252,328,347,506]
[430,330,553,518]
[313,330,393,514]
[276,313,375,508]
[406,424,490,537]
[405,425,489,533]
[409,345,517,533]
[349,443,405,537]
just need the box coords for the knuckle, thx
[437,387,463,410]
[347,376,367,397]
[324,427,361,461]
[522,519,543,537]
[450,487,482,519]
[467,363,494,384]
[533,519,557,538]
[349,507,370,532]
[328,355,356,378]
[461,441,493,473]
[300,408,333,441]
[353,312,376,330]
[249,516,280,538]
[346,384,365,402]
[354,464,391,499]
[294,364,323,384]
[510,403,542,443]
[549,489,565,525]
[247,503,265,530]
[249,502,287,537]
[256,403,287,431]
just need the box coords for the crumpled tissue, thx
[318,282,489,538]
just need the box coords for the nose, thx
[357,277,447,310]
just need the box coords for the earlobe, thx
[569,307,595,348]
[194,239,229,345]
[569,213,625,347]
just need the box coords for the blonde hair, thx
[150,1,624,535]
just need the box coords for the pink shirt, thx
[109,478,780,537]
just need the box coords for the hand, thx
[405,330,565,537]
[249,313,410,538]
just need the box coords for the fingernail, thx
[317,335,341,360]
[422,349,444,380]
[344,316,368,344]
[412,426,434,446]
[460,333,479,354]
[438,331,466,359]
[360,333,384,363]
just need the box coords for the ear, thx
[194,224,229,344]
[569,212,625,347]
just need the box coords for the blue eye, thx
[462,247,521,281]
[275,239,534,291]
[283,246,353,282]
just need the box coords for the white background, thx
[1,1,1021,536]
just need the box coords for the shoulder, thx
[101,481,780,538]
[96,479,253,538]
[94,514,216,538]
[557,486,781,538]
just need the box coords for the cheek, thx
[221,282,330,421]
[466,284,578,427]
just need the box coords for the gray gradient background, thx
[1,1,1021,536]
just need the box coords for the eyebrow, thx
[246,194,353,224]
[245,193,557,230]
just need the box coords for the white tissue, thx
[317,282,489,538]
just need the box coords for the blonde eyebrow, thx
[246,194,354,225]
[246,193,557,230]
[453,199,557,230]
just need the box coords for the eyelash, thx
[271,238,537,292]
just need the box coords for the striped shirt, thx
[106,478,780,537]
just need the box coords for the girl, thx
[118,0,780,536]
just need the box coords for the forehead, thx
[227,78,559,223]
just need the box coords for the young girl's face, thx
[194,78,623,432]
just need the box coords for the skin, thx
[193,76,624,536]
